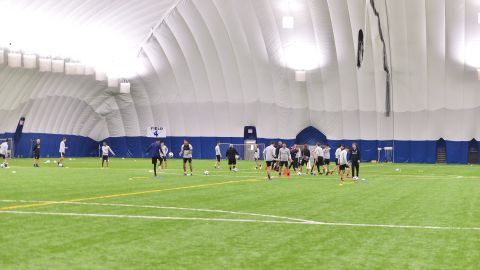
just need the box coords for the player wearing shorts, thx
[225,144,240,172]
[300,144,310,174]
[254,144,261,170]
[335,145,342,174]
[101,142,115,168]
[264,142,276,180]
[160,142,168,170]
[214,143,221,169]
[339,145,349,185]
[278,143,292,177]
[0,141,8,168]
[180,139,193,176]
[323,144,333,175]
[58,137,67,167]
[32,139,41,167]
[312,143,324,175]
[146,139,162,177]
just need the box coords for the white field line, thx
[0,200,312,223]
[1,200,480,231]
[1,210,480,231]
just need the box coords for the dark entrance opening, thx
[436,138,446,164]
[468,139,478,164]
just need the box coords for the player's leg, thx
[152,158,158,177]
[188,159,193,175]
[183,159,187,175]
[285,161,291,176]
[265,161,271,180]
[339,165,345,184]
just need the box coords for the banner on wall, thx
[147,126,166,138]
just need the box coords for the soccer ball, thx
[204,170,209,176]
[168,152,174,158]
[297,171,302,176]
[0,164,4,168]
[235,155,240,160]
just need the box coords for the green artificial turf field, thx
[0,158,479,269]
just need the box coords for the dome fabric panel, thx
[0,0,479,160]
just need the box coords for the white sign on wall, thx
[147,126,166,138]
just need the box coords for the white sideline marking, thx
[1,200,480,231]
[0,200,312,223]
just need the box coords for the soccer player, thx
[339,145,349,185]
[288,144,299,173]
[180,139,193,176]
[300,144,310,174]
[312,143,324,175]
[58,137,67,167]
[0,141,8,168]
[160,142,169,170]
[323,144,333,175]
[278,143,292,177]
[101,142,115,168]
[264,142,276,180]
[214,142,221,169]
[225,144,240,172]
[274,141,282,169]
[351,143,361,181]
[32,139,41,167]
[146,139,162,177]
[253,144,261,170]
[335,145,342,174]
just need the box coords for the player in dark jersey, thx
[288,144,299,173]
[350,143,361,181]
[146,138,162,177]
[32,139,41,167]
[225,144,240,172]
[300,144,310,174]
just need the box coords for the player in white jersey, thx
[253,144,261,170]
[338,145,349,185]
[263,142,276,180]
[214,143,221,169]
[323,144,333,175]
[58,137,67,167]
[160,142,169,170]
[101,142,116,168]
[0,141,9,168]
[312,143,324,175]
[180,139,193,176]
[278,143,292,177]
[335,145,342,174]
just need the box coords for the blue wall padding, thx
[1,133,97,158]
[446,141,469,164]
[0,132,477,164]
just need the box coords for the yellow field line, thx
[0,178,261,211]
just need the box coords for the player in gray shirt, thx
[278,143,292,177]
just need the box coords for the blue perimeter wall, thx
[1,132,478,165]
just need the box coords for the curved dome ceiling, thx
[0,0,479,141]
